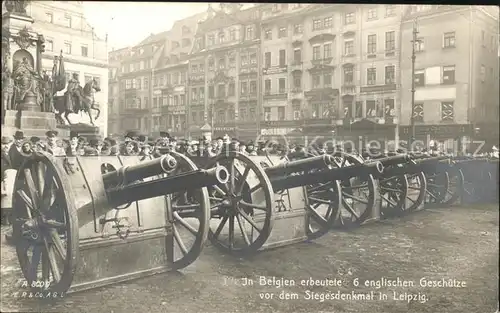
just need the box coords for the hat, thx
[69,131,79,139]
[215,137,223,141]
[46,130,58,138]
[78,136,86,144]
[247,141,254,146]
[88,139,98,147]
[125,131,137,140]
[159,131,170,138]
[30,136,41,143]
[137,135,146,142]
[13,131,25,140]
[1,136,13,144]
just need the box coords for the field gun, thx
[11,151,229,294]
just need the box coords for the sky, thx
[82,2,209,49]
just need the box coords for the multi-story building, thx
[107,46,130,135]
[257,4,404,141]
[152,13,203,137]
[188,4,262,140]
[400,5,499,144]
[29,1,109,136]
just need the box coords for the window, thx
[278,107,285,120]
[293,105,301,120]
[344,40,354,55]
[207,34,214,46]
[219,57,225,69]
[278,27,287,38]
[442,65,455,85]
[312,74,321,88]
[414,69,425,87]
[64,14,72,28]
[279,49,286,67]
[144,77,149,89]
[385,31,395,51]
[293,76,301,88]
[313,19,323,31]
[192,88,198,101]
[385,5,396,16]
[313,46,321,60]
[443,32,455,48]
[324,74,332,87]
[241,82,248,95]
[265,52,271,68]
[64,42,72,54]
[279,78,286,93]
[241,55,248,66]
[249,108,256,120]
[246,26,254,40]
[323,43,332,58]
[136,78,142,90]
[367,8,378,20]
[217,110,225,123]
[174,96,179,106]
[208,58,214,70]
[441,102,454,121]
[250,53,257,65]
[208,86,214,98]
[218,32,225,44]
[192,112,197,123]
[324,16,333,28]
[46,12,53,23]
[385,65,395,84]
[45,39,53,52]
[228,83,235,96]
[239,108,247,121]
[199,87,205,99]
[355,101,363,118]
[294,23,303,34]
[218,84,225,98]
[344,66,354,84]
[265,79,271,94]
[480,65,486,82]
[384,99,395,117]
[227,29,235,41]
[180,95,185,106]
[140,60,145,70]
[345,12,355,24]
[413,103,424,122]
[264,29,272,40]
[367,35,377,54]
[367,68,376,85]
[180,72,186,84]
[366,100,376,117]
[264,108,271,121]
[250,81,257,94]
[293,49,301,63]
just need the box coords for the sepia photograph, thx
[1,2,499,312]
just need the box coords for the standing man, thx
[65,73,81,113]
[45,130,66,156]
[8,131,27,170]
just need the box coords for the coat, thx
[8,144,27,170]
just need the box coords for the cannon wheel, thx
[284,152,342,240]
[424,168,450,207]
[205,152,274,256]
[12,152,78,294]
[404,169,427,212]
[166,152,210,269]
[331,153,377,229]
[378,170,409,218]
[441,164,464,206]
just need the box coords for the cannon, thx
[11,151,229,293]
[190,151,383,255]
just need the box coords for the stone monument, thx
[1,0,69,138]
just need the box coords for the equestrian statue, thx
[51,52,101,126]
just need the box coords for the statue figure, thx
[64,73,82,113]
[1,53,14,111]
[11,57,39,110]
[5,0,29,15]
[39,70,53,112]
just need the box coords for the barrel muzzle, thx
[214,165,229,184]
[160,154,178,172]
[374,161,384,174]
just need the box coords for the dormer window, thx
[208,34,215,46]
[218,31,225,44]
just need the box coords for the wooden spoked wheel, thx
[285,152,342,240]
[331,153,377,229]
[377,169,409,218]
[12,152,78,294]
[441,164,464,206]
[424,168,450,207]
[166,152,210,269]
[205,152,274,256]
[404,169,427,212]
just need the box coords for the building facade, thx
[188,4,262,140]
[400,5,499,142]
[29,1,109,136]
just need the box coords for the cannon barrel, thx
[264,155,335,177]
[269,161,384,191]
[383,155,450,177]
[106,166,229,207]
[412,155,450,164]
[367,154,411,167]
[102,154,178,187]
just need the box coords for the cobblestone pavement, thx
[1,205,498,313]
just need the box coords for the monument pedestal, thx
[1,110,69,138]
[59,123,101,140]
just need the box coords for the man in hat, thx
[29,136,44,153]
[8,131,27,170]
[45,130,66,156]
[83,139,100,156]
[246,141,257,156]
[124,131,138,142]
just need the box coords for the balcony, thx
[341,84,356,95]
[308,58,334,73]
[290,61,303,73]
[240,92,258,102]
[304,87,339,100]
[360,83,397,93]
[239,65,258,77]
[123,106,149,115]
[263,65,287,75]
[309,33,336,45]
[263,91,287,100]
